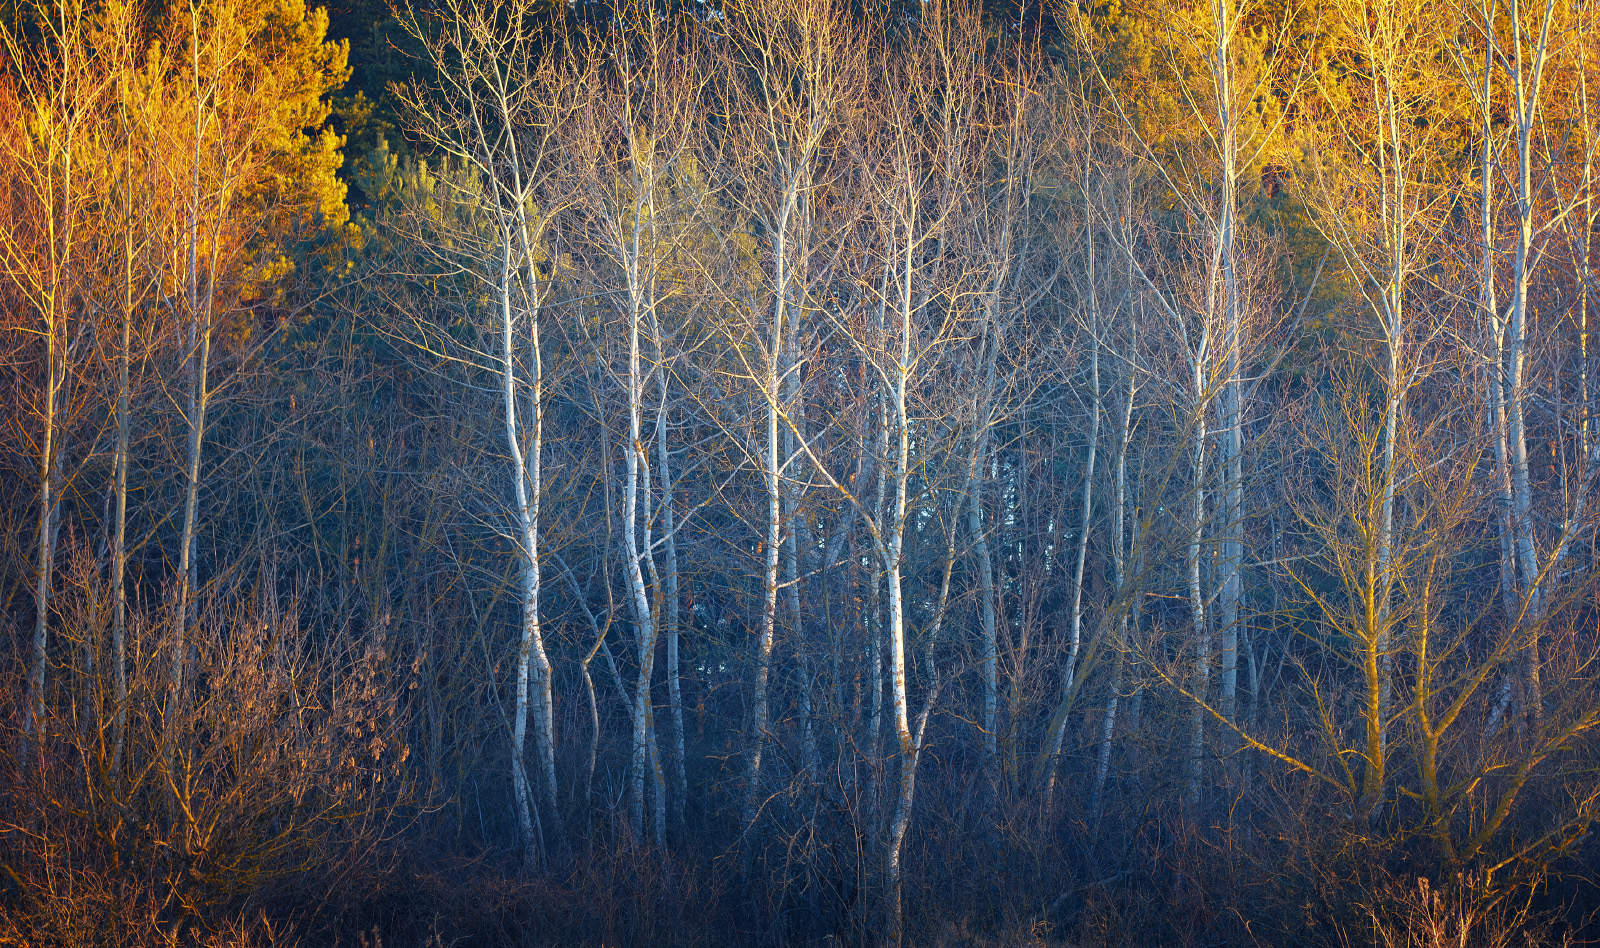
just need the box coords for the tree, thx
[0,0,108,751]
[564,2,705,847]
[1296,0,1457,807]
[395,0,576,858]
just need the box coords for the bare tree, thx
[0,0,109,749]
[396,0,578,857]
[565,3,706,846]
[1299,0,1457,807]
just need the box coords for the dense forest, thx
[2,0,1599,944]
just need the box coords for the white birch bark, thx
[1212,0,1244,727]
[1470,0,1563,731]
[1091,331,1139,823]
[638,387,669,848]
[506,152,563,847]
[882,322,914,948]
[742,247,784,833]
[27,307,64,747]
[1502,0,1562,719]
[1473,19,1523,735]
[1185,347,1211,812]
[969,433,999,768]
[1043,298,1099,814]
[500,231,542,857]
[623,210,658,843]
[657,391,687,824]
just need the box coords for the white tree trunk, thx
[969,438,999,771]
[623,232,658,843]
[657,394,687,825]
[1214,0,1244,726]
[1186,360,1211,812]
[1091,348,1138,823]
[1043,314,1099,814]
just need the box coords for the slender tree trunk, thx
[502,230,544,860]
[1367,55,1408,804]
[867,393,889,821]
[1214,0,1244,726]
[657,396,687,825]
[111,208,131,771]
[1552,41,1595,583]
[170,15,211,737]
[27,337,62,746]
[1091,345,1137,824]
[17,0,87,761]
[884,373,912,948]
[1002,451,1024,789]
[970,436,998,771]
[785,332,819,783]
[1044,311,1099,814]
[1505,0,1555,720]
[788,490,820,782]
[1186,360,1211,812]
[884,225,919,948]
[646,696,667,849]
[638,385,669,850]
[1574,44,1597,579]
[744,289,784,837]
[508,162,563,843]
[1477,24,1522,736]
[583,649,600,810]
[623,229,657,843]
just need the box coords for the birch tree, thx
[707,0,863,837]
[1461,0,1583,730]
[396,0,576,856]
[754,5,995,937]
[567,5,705,846]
